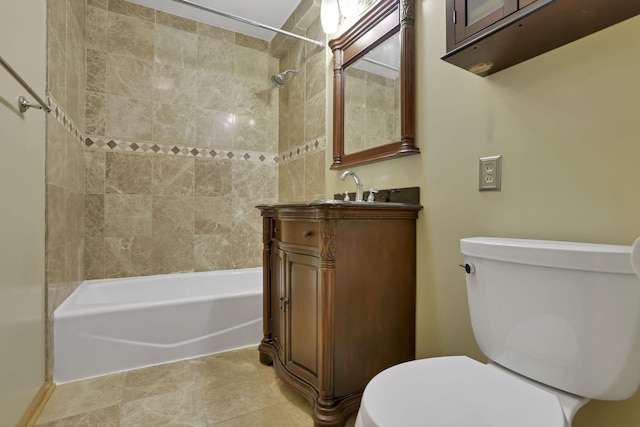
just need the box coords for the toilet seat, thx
[357,356,567,427]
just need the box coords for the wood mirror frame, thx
[329,0,418,170]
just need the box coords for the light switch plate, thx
[479,155,502,191]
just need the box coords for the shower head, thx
[271,69,298,88]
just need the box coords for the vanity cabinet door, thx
[453,0,518,43]
[270,247,286,362]
[284,252,319,387]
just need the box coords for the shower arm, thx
[171,0,325,48]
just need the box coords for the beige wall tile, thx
[304,91,325,141]
[195,109,234,149]
[64,239,84,284]
[105,152,153,194]
[304,151,325,200]
[234,45,268,84]
[152,156,195,196]
[194,159,231,197]
[84,237,105,279]
[86,6,108,52]
[193,234,233,272]
[196,22,235,42]
[104,236,152,278]
[107,13,154,61]
[86,49,107,93]
[65,189,85,243]
[305,50,325,100]
[156,10,197,33]
[46,118,66,186]
[232,162,277,201]
[47,33,66,107]
[153,65,197,107]
[151,232,194,274]
[64,132,85,193]
[196,35,232,76]
[155,25,197,70]
[108,0,155,22]
[85,194,104,237]
[46,184,66,251]
[152,196,194,236]
[106,54,153,100]
[152,103,196,145]
[85,149,105,194]
[195,71,234,111]
[87,0,107,9]
[106,95,153,140]
[85,91,106,135]
[235,33,268,51]
[193,197,233,234]
[104,194,152,237]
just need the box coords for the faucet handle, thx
[343,191,351,202]
[367,188,378,202]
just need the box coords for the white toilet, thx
[356,236,640,427]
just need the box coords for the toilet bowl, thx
[356,237,640,427]
[355,357,587,427]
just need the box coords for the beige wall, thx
[327,1,640,425]
[0,1,46,424]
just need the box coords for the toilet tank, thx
[460,237,640,400]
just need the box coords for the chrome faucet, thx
[339,170,364,202]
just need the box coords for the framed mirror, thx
[329,0,418,169]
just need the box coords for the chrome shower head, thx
[271,69,298,88]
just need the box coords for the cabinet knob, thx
[302,230,311,238]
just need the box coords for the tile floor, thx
[36,346,357,426]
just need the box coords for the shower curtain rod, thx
[0,54,51,113]
[171,0,326,48]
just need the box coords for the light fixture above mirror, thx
[321,0,379,34]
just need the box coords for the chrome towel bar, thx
[0,54,51,113]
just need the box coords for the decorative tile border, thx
[47,94,84,145]
[279,136,327,164]
[47,92,323,166]
[84,136,279,164]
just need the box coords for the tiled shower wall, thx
[82,0,279,278]
[273,4,328,202]
[46,0,87,378]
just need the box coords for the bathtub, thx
[54,267,263,384]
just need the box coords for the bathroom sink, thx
[309,199,420,208]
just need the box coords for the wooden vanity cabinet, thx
[444,0,640,76]
[257,202,421,427]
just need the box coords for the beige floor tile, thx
[37,405,120,427]
[123,360,195,403]
[120,385,207,427]
[37,373,125,423]
[190,349,259,387]
[281,397,314,427]
[211,404,298,426]
[198,376,280,424]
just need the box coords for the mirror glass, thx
[344,33,400,155]
[329,0,418,169]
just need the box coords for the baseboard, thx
[16,380,55,427]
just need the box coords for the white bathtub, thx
[54,267,263,384]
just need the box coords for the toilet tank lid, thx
[461,237,634,274]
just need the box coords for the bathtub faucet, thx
[339,170,363,202]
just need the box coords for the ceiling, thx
[127,0,303,41]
